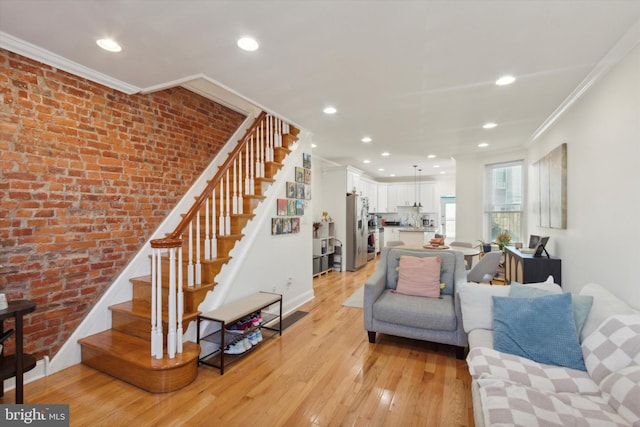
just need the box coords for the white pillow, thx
[579,282,640,342]
[458,283,510,333]
[510,275,562,294]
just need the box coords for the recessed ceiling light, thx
[311,143,317,148]
[478,142,489,148]
[361,136,372,143]
[381,152,390,157]
[323,106,337,115]
[96,38,122,52]
[390,174,396,177]
[433,165,440,168]
[378,168,384,171]
[427,154,436,159]
[483,122,497,129]
[440,171,446,174]
[363,159,371,164]
[237,36,259,51]
[496,75,516,86]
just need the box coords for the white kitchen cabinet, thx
[385,183,417,208]
[419,183,436,212]
[347,169,360,194]
[376,183,388,212]
[384,227,400,242]
[386,185,398,212]
[382,182,437,211]
[367,180,378,212]
[396,183,414,207]
[360,178,377,211]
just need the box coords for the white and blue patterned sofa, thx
[461,282,640,427]
[363,246,468,358]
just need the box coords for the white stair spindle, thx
[204,197,210,260]
[211,193,217,258]
[187,222,194,287]
[168,248,177,359]
[155,250,163,359]
[151,248,158,357]
[225,169,231,233]
[232,157,238,214]
[256,126,261,178]
[269,115,274,161]
[219,180,225,236]
[195,213,201,285]
[177,247,183,353]
[245,144,251,196]
[265,115,271,162]
[259,123,265,177]
[275,117,281,147]
[238,151,244,214]
[249,136,255,195]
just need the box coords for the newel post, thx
[150,237,183,359]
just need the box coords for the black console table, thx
[504,246,562,286]
[0,299,36,403]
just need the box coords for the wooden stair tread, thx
[80,330,200,392]
[110,300,199,322]
[217,233,243,240]
[130,274,220,291]
[79,330,200,370]
[147,256,233,265]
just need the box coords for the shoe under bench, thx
[197,292,282,375]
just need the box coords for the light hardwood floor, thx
[3,258,474,426]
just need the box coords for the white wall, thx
[203,134,315,315]
[527,43,640,307]
[437,173,456,198]
[454,148,527,245]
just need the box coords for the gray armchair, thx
[363,247,468,358]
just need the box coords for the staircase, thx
[78,112,299,392]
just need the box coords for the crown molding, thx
[530,20,640,142]
[146,74,259,116]
[0,31,140,94]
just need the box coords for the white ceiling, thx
[2,1,639,180]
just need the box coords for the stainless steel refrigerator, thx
[346,193,369,271]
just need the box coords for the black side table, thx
[0,299,36,403]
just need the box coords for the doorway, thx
[440,196,456,239]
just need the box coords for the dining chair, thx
[450,241,474,268]
[466,250,502,284]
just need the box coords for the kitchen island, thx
[391,227,436,246]
[383,225,438,246]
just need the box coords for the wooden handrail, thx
[150,111,267,249]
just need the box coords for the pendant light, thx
[418,168,423,208]
[412,165,418,208]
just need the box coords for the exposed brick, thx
[1,48,246,359]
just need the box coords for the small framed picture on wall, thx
[277,199,288,216]
[286,182,296,198]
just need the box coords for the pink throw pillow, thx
[395,256,441,298]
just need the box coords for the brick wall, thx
[0,49,246,359]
